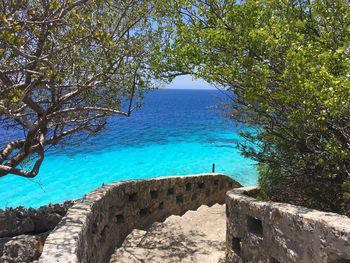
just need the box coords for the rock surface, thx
[110,204,226,263]
[0,233,48,263]
[0,201,74,262]
[0,201,74,238]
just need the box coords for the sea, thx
[0,89,257,208]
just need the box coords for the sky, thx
[164,75,215,90]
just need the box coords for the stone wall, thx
[39,173,240,263]
[226,186,350,263]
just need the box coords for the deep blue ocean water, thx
[0,89,257,208]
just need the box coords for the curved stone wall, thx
[39,173,240,263]
[226,187,350,263]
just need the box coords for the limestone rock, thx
[0,232,48,263]
[0,201,74,238]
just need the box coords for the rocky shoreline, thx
[0,201,75,262]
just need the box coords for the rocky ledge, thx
[0,201,74,262]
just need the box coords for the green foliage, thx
[256,163,271,201]
[0,0,159,178]
[154,0,350,215]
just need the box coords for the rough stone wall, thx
[39,173,240,263]
[226,187,350,263]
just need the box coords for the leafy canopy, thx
[0,0,158,178]
[153,0,350,215]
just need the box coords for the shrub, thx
[155,0,350,215]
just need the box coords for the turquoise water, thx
[0,89,257,208]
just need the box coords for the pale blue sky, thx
[164,75,215,90]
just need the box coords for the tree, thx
[154,0,350,215]
[0,0,156,178]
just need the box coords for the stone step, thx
[109,204,226,263]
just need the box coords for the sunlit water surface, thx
[0,89,257,208]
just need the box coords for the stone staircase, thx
[109,204,226,263]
